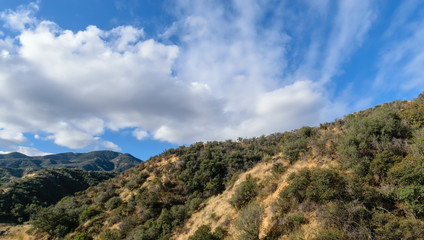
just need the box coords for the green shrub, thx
[80,206,103,222]
[338,106,410,174]
[32,206,79,238]
[389,156,424,218]
[400,99,424,128]
[264,213,307,239]
[229,174,259,209]
[372,212,424,240]
[234,202,264,240]
[277,168,345,214]
[188,225,224,240]
[72,232,93,240]
[271,162,287,177]
[98,229,123,240]
[369,150,402,184]
[312,228,345,240]
[105,197,122,210]
[317,201,372,240]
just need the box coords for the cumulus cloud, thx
[133,128,148,140]
[0,1,378,153]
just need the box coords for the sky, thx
[0,0,423,160]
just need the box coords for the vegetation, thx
[0,168,115,223]
[0,93,422,240]
[234,202,264,240]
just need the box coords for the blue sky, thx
[0,0,423,160]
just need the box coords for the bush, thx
[338,106,410,174]
[72,232,93,240]
[277,168,345,213]
[400,99,424,128]
[80,206,103,222]
[229,174,259,209]
[372,212,424,240]
[188,225,226,240]
[369,151,402,184]
[32,206,79,238]
[105,197,122,210]
[389,156,424,218]
[312,228,345,240]
[265,213,307,239]
[98,229,123,240]
[317,201,372,240]
[234,202,264,240]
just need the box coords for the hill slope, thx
[0,168,116,223]
[0,151,141,224]
[24,93,424,239]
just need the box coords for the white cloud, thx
[0,1,39,31]
[0,128,26,144]
[0,1,379,151]
[133,128,148,140]
[14,146,50,156]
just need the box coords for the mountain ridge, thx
[0,150,141,176]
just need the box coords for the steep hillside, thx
[23,93,424,239]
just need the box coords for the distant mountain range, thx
[0,150,141,178]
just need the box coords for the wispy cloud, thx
[374,1,424,93]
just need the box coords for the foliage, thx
[72,232,93,240]
[229,174,259,209]
[277,168,346,213]
[188,225,227,240]
[32,206,79,238]
[105,196,122,210]
[0,168,114,223]
[98,229,123,240]
[372,212,424,240]
[265,213,307,239]
[338,104,410,177]
[234,202,264,240]
[281,127,316,163]
[388,155,424,218]
[401,94,424,128]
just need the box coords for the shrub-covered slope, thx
[28,93,424,240]
[0,169,115,223]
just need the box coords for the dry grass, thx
[171,150,338,240]
[0,224,46,240]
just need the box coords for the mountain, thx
[5,93,424,239]
[0,150,141,182]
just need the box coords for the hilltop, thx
[4,93,424,239]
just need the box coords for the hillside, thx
[0,168,116,223]
[0,151,141,224]
[7,93,424,239]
